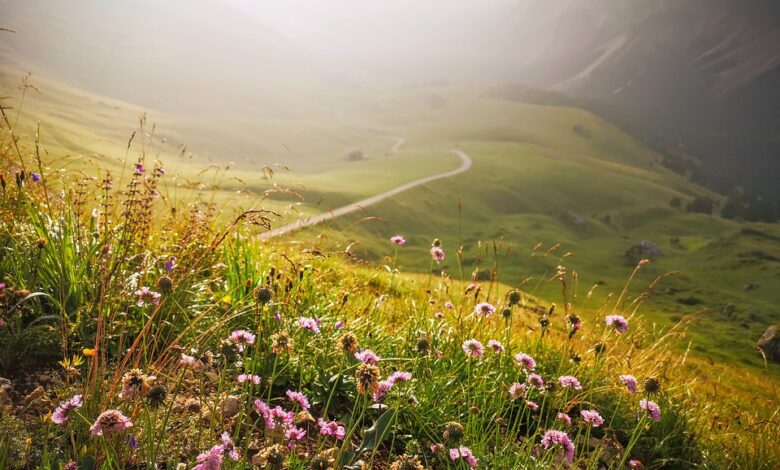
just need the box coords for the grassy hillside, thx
[268,94,780,377]
[5,66,778,378]
[1,141,779,468]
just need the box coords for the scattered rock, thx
[0,377,12,406]
[624,240,662,265]
[219,395,240,419]
[757,325,780,363]
[560,210,587,227]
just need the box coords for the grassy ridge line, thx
[260,149,471,240]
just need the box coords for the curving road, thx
[259,148,472,240]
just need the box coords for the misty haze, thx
[1,1,779,468]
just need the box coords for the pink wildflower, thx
[541,429,575,463]
[237,374,261,385]
[557,412,572,426]
[390,235,406,245]
[508,382,526,400]
[581,409,604,427]
[286,390,311,410]
[229,330,256,352]
[254,400,293,429]
[430,443,445,453]
[527,373,545,390]
[90,409,133,436]
[514,352,536,371]
[193,444,223,470]
[558,375,582,390]
[285,426,307,449]
[135,286,161,307]
[318,418,346,441]
[444,301,454,310]
[220,432,240,461]
[434,311,444,319]
[526,400,540,411]
[474,302,496,317]
[461,339,484,358]
[449,446,478,468]
[487,339,505,353]
[430,246,445,262]
[355,349,380,365]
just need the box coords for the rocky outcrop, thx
[757,325,780,363]
[624,240,662,265]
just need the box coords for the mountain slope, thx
[504,0,780,197]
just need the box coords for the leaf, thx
[356,408,397,454]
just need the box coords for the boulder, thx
[757,325,780,363]
[624,240,662,265]
[560,211,587,227]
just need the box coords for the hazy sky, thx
[227,0,517,37]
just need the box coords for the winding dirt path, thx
[259,148,472,240]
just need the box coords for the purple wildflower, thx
[605,314,629,334]
[165,256,176,271]
[220,432,240,460]
[390,235,406,245]
[620,374,638,393]
[640,399,662,422]
[298,316,320,334]
[31,172,41,182]
[52,394,83,424]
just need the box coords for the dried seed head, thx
[157,275,173,293]
[355,363,380,396]
[443,421,464,443]
[416,336,430,354]
[339,332,359,355]
[257,286,273,304]
[271,331,294,355]
[643,376,661,394]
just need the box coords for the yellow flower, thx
[222,294,232,304]
[83,348,97,357]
